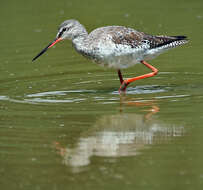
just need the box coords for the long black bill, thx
[32,38,62,62]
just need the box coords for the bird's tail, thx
[155,35,188,49]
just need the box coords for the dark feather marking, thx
[112,30,143,48]
[144,35,188,49]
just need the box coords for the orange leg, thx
[119,60,158,93]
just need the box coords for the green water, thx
[1,0,203,189]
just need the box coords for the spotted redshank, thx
[32,19,188,93]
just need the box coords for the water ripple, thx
[0,85,190,105]
[112,85,168,95]
[26,89,96,97]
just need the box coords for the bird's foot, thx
[119,80,129,93]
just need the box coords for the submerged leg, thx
[118,69,124,84]
[119,60,158,93]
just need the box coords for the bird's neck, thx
[72,33,87,46]
[72,28,89,55]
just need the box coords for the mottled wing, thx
[111,28,145,48]
[111,27,188,49]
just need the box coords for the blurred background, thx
[0,0,203,189]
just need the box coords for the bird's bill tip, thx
[32,37,62,62]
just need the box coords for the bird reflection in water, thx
[54,98,184,171]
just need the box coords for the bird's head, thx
[32,19,86,61]
[56,19,85,40]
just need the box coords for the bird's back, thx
[86,26,144,48]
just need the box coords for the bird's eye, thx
[57,26,72,38]
[58,28,67,38]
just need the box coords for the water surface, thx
[1,0,203,189]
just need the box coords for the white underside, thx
[89,42,149,69]
[91,44,162,69]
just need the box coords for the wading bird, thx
[32,19,188,93]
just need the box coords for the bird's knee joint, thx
[154,69,158,75]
